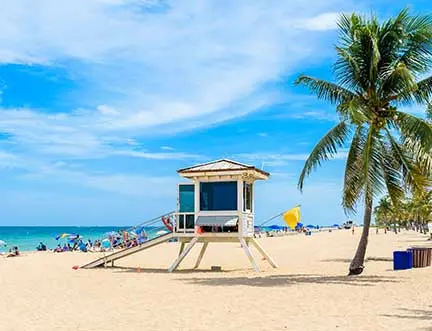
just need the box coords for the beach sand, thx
[1,229,431,331]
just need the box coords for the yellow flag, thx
[283,206,301,229]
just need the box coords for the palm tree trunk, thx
[422,220,428,234]
[416,214,423,233]
[349,196,372,276]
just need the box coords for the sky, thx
[0,0,431,226]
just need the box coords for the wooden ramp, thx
[81,232,175,269]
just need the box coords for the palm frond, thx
[379,140,405,206]
[368,30,381,85]
[385,129,430,194]
[362,126,386,200]
[336,98,369,123]
[398,14,432,74]
[334,47,363,91]
[402,137,432,180]
[295,75,356,104]
[427,102,432,120]
[413,76,432,103]
[394,111,432,150]
[343,126,366,211]
[298,121,350,191]
[379,62,417,98]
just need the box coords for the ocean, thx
[0,225,325,252]
[0,226,164,252]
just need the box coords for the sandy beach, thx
[1,229,431,331]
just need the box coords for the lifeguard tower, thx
[171,159,277,272]
[82,159,277,272]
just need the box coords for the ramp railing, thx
[98,210,176,250]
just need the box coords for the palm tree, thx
[374,195,407,233]
[374,196,393,229]
[410,190,432,232]
[296,9,432,275]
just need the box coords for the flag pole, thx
[257,205,301,227]
[257,212,284,227]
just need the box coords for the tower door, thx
[178,184,195,231]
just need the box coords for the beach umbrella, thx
[105,231,117,238]
[0,240,6,247]
[306,224,316,229]
[102,238,111,249]
[56,233,70,240]
[295,222,304,230]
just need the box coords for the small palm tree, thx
[296,9,432,275]
[411,190,432,232]
[374,196,393,228]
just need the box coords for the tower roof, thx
[177,159,269,179]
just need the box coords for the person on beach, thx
[78,240,87,252]
[352,225,355,235]
[138,229,148,244]
[93,240,101,251]
[7,246,20,257]
[36,242,47,251]
[122,230,129,248]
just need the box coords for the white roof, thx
[183,160,249,171]
[177,159,270,179]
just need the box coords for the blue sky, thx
[0,0,430,226]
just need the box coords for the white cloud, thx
[97,105,121,116]
[160,146,175,151]
[0,150,21,169]
[0,1,355,158]
[238,151,348,163]
[287,110,338,121]
[267,94,339,122]
[0,107,205,161]
[0,1,358,200]
[293,12,340,31]
[18,160,178,197]
[114,150,204,160]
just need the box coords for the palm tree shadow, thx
[181,274,400,288]
[322,256,392,263]
[110,266,234,274]
[381,307,432,321]
[367,256,393,262]
[321,258,352,263]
